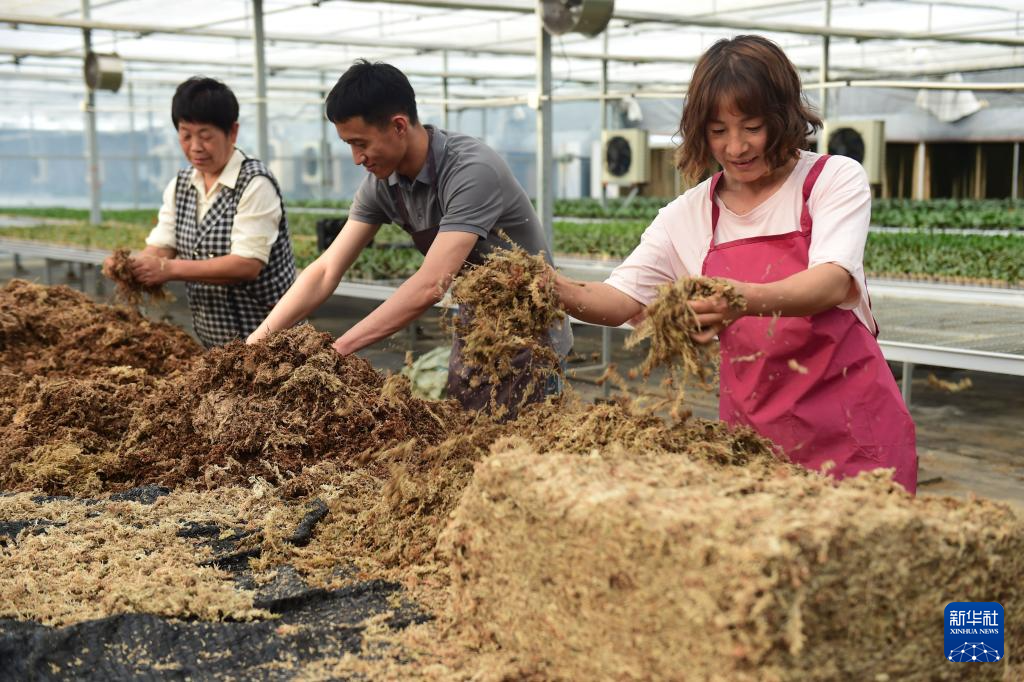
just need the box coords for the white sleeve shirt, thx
[604,151,876,333]
[145,148,282,263]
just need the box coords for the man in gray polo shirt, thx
[248,59,571,414]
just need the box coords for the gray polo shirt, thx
[349,125,572,356]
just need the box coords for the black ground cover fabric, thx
[0,488,431,681]
[0,580,427,681]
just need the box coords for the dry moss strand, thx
[441,443,1023,681]
[449,242,564,417]
[627,276,746,399]
[102,248,172,306]
[0,491,269,627]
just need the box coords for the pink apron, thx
[701,156,917,493]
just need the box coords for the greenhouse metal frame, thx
[1,0,1023,223]
[1,0,1022,399]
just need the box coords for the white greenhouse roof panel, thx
[0,0,1021,131]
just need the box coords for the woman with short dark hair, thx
[108,77,297,347]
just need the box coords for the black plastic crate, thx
[315,215,349,253]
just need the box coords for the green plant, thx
[553,220,648,258]
[864,231,1024,284]
[871,199,1023,230]
[2,213,1022,286]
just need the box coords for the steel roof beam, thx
[0,26,897,80]
[0,13,697,64]
[5,8,1023,63]
[0,46,618,84]
[3,45,898,89]
[10,42,1018,90]
[340,0,1024,47]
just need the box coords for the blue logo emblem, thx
[945,602,1004,663]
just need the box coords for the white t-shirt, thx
[145,149,281,263]
[604,151,876,333]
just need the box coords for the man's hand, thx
[331,231,478,356]
[331,336,353,356]
[129,255,171,286]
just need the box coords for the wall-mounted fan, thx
[540,0,614,37]
[84,52,123,92]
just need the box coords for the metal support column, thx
[536,12,554,248]
[599,31,608,208]
[251,0,269,163]
[1013,141,1020,201]
[441,50,450,129]
[81,0,102,225]
[818,0,831,150]
[128,82,139,209]
[146,92,155,165]
[95,260,105,296]
[913,142,927,199]
[901,361,914,407]
[319,72,332,200]
[601,326,612,397]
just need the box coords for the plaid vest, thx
[174,154,296,347]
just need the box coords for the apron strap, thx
[799,154,831,234]
[796,154,879,337]
[388,126,442,255]
[710,154,831,240]
[708,171,725,236]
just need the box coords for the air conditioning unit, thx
[300,143,322,185]
[267,139,295,193]
[821,119,885,184]
[601,128,649,185]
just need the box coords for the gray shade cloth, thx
[349,125,572,357]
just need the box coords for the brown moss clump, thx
[102,248,172,306]
[627,276,746,406]
[262,423,507,583]
[449,243,564,418]
[0,368,157,496]
[0,295,470,501]
[0,279,200,378]
[508,394,785,470]
[106,325,469,492]
[256,395,784,587]
[0,370,22,425]
[441,443,1024,681]
[6,281,1022,682]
